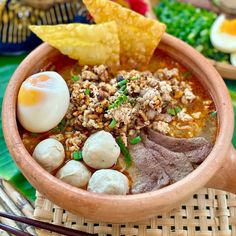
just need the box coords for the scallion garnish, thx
[167,108,176,116]
[52,118,66,133]
[117,137,132,168]
[30,132,38,137]
[118,85,127,93]
[109,118,117,129]
[118,85,128,95]
[73,151,83,161]
[175,106,182,114]
[71,75,80,82]
[118,79,128,87]
[167,107,182,116]
[85,88,91,96]
[182,71,192,79]
[210,111,217,118]
[131,76,139,81]
[123,88,128,95]
[108,95,128,110]
[130,136,142,145]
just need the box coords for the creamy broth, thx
[20,49,217,193]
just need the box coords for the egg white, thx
[230,52,236,66]
[210,14,236,53]
[17,71,70,133]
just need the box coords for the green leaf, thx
[229,90,236,148]
[131,76,139,81]
[117,137,132,168]
[71,75,80,82]
[85,88,91,96]
[73,151,83,161]
[226,80,236,148]
[182,71,192,79]
[109,118,117,129]
[0,60,36,202]
[130,136,142,145]
[210,111,217,118]
[167,108,176,116]
[175,106,182,114]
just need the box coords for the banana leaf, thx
[225,80,236,148]
[0,56,36,202]
[229,90,236,148]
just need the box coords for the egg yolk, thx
[220,19,236,35]
[29,74,51,86]
[18,87,44,106]
[18,75,51,106]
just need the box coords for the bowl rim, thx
[2,33,234,217]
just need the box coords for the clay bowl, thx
[2,33,236,223]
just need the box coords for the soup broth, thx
[20,49,217,194]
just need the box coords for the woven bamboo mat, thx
[0,179,36,236]
[33,188,236,236]
[1,179,236,235]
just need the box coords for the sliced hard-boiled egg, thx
[17,71,70,133]
[230,52,236,66]
[210,14,236,53]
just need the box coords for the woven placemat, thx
[0,179,36,236]
[34,188,236,236]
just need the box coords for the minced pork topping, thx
[45,64,215,157]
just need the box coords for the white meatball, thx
[56,160,91,188]
[88,169,129,195]
[82,131,120,169]
[33,138,65,172]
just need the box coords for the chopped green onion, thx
[108,95,128,110]
[52,127,60,133]
[130,136,142,145]
[118,79,128,87]
[52,118,66,133]
[118,85,127,93]
[117,137,132,168]
[167,107,182,116]
[85,88,91,96]
[73,151,83,161]
[167,108,176,116]
[58,118,66,131]
[210,111,217,118]
[131,76,139,81]
[123,88,128,95]
[30,132,38,137]
[153,0,230,63]
[71,75,80,82]
[108,104,115,110]
[175,106,182,114]
[182,71,192,79]
[109,118,117,129]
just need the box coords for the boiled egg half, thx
[17,71,70,133]
[210,15,236,53]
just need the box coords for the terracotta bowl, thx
[2,34,236,223]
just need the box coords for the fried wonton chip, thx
[29,22,120,67]
[83,0,166,68]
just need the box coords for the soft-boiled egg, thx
[210,15,236,53]
[231,52,236,66]
[17,71,70,133]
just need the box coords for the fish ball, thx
[88,169,129,195]
[33,138,65,172]
[56,160,91,188]
[82,131,120,169]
